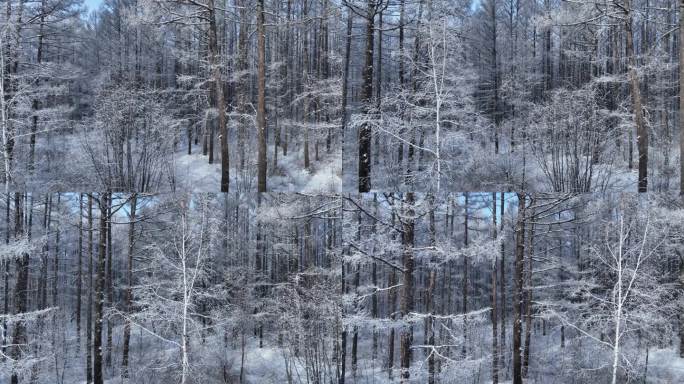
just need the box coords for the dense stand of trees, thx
[0,192,682,383]
[3,0,684,384]
[1,0,344,192]
[3,0,684,192]
[343,0,684,193]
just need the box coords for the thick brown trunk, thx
[624,1,648,192]
[257,0,267,191]
[208,0,229,192]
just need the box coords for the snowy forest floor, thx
[18,316,684,384]
[173,143,341,193]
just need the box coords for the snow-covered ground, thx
[173,144,341,193]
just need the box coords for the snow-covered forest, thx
[3,0,684,192]
[1,0,344,192]
[3,0,684,383]
[341,0,684,193]
[1,192,683,384]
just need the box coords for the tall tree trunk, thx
[10,193,26,384]
[522,215,535,377]
[257,0,267,191]
[400,192,415,382]
[303,0,311,171]
[680,247,684,357]
[94,192,109,384]
[427,270,436,384]
[340,8,352,137]
[388,269,396,379]
[86,194,93,383]
[512,193,526,384]
[208,0,229,192]
[396,0,405,168]
[679,0,684,194]
[122,194,137,378]
[487,0,500,154]
[76,193,83,348]
[500,192,506,352]
[491,193,499,384]
[237,0,248,170]
[374,11,383,166]
[53,193,61,308]
[624,0,648,192]
[463,193,470,357]
[28,1,45,175]
[105,195,113,368]
[358,1,375,192]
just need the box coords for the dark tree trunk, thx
[462,193,469,358]
[512,193,526,384]
[121,193,137,378]
[207,0,229,192]
[522,216,535,377]
[624,0,647,192]
[76,194,83,347]
[94,192,109,384]
[400,192,415,381]
[358,0,376,192]
[257,0,267,191]
[492,193,499,384]
[10,193,27,384]
[86,194,93,383]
